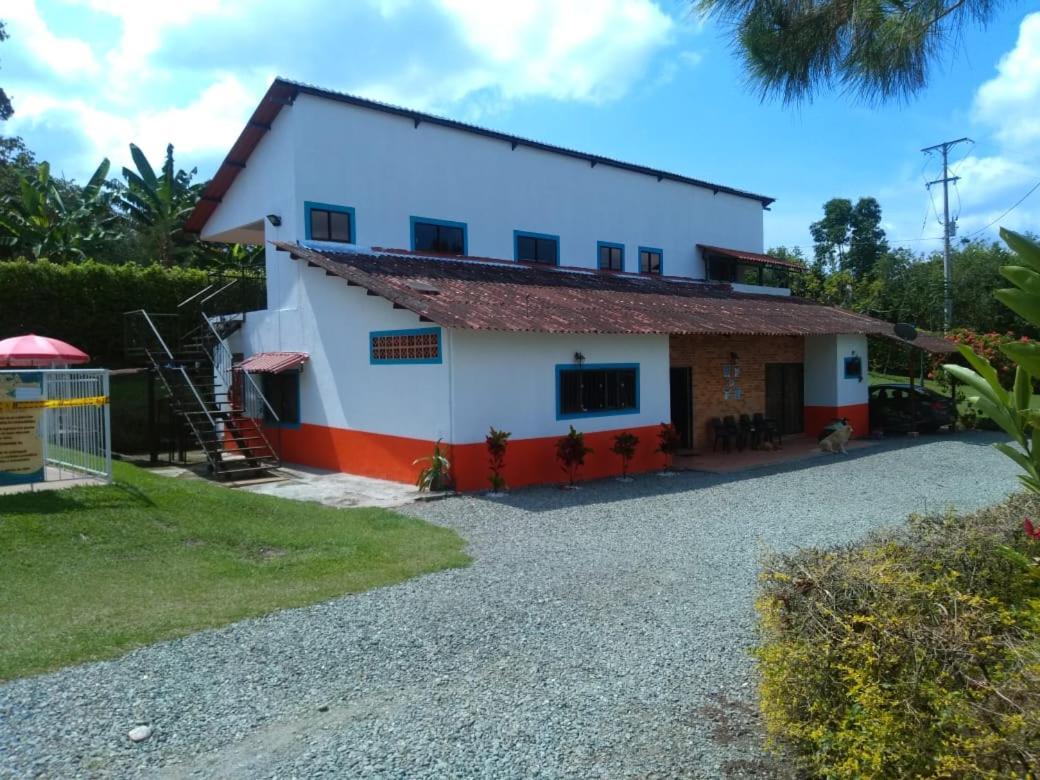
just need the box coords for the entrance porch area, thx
[669,334,806,452]
[668,332,870,453]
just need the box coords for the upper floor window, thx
[639,247,662,275]
[411,217,467,255]
[598,241,624,272]
[515,231,559,265]
[305,201,355,243]
[706,255,790,289]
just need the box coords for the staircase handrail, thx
[199,279,238,308]
[201,312,281,423]
[177,283,215,310]
[127,308,217,430]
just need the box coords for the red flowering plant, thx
[555,425,592,488]
[485,426,511,493]
[656,422,683,472]
[1025,518,1040,540]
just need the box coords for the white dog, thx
[819,421,854,455]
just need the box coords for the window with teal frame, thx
[304,201,356,244]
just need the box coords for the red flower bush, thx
[1024,518,1040,540]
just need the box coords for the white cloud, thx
[431,0,674,104]
[973,12,1040,150]
[3,0,683,181]
[0,0,99,78]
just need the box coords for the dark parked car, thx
[869,383,955,433]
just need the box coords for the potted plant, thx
[555,425,592,489]
[611,431,639,482]
[486,426,511,495]
[656,422,682,475]
[413,439,452,492]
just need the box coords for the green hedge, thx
[756,495,1040,778]
[0,260,261,366]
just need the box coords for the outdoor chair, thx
[754,412,781,448]
[723,415,742,451]
[739,413,761,450]
[711,417,736,452]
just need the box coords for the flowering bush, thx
[610,431,640,478]
[930,328,1033,388]
[555,425,592,488]
[485,426,511,493]
[655,422,682,471]
[756,494,1040,778]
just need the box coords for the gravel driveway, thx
[0,433,1021,778]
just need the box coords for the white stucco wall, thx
[199,86,779,324]
[804,334,869,408]
[449,330,670,443]
[232,262,452,441]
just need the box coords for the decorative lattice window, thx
[369,328,442,364]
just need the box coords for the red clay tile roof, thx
[275,242,920,339]
[238,351,309,373]
[698,245,806,270]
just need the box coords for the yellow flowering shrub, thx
[755,494,1040,778]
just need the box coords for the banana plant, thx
[0,158,116,260]
[120,143,203,266]
[944,229,1040,493]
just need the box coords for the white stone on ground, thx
[0,432,1020,779]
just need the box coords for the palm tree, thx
[120,143,203,266]
[696,0,1004,103]
[0,158,116,260]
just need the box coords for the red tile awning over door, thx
[237,352,309,373]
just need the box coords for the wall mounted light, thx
[730,351,739,362]
[266,214,282,227]
[574,351,586,367]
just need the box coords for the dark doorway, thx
[766,363,804,435]
[669,366,694,449]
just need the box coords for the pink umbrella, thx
[0,334,90,367]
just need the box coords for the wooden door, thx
[766,363,804,435]
[669,366,694,449]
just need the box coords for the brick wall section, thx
[669,334,804,450]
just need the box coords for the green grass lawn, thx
[0,462,470,680]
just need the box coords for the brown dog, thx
[819,421,854,454]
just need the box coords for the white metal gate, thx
[0,369,112,486]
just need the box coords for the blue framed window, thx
[844,355,863,380]
[639,246,663,275]
[597,241,624,271]
[261,372,301,427]
[370,327,442,365]
[410,216,467,255]
[556,363,640,420]
[514,230,560,265]
[304,201,355,244]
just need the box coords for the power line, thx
[921,136,972,331]
[964,179,1040,239]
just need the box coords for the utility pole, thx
[922,137,972,332]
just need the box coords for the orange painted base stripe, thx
[804,404,869,440]
[450,425,666,492]
[266,422,670,491]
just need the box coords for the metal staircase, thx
[125,280,281,480]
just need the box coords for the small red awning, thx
[238,351,308,373]
[698,244,805,271]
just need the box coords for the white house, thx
[185,78,908,490]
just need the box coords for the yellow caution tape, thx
[0,395,109,410]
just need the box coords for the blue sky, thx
[2,0,1038,253]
